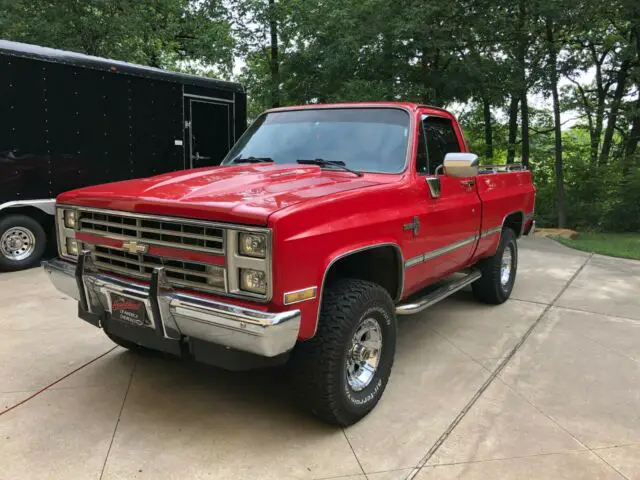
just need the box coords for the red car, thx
[43,102,535,426]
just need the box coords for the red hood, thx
[57,164,382,225]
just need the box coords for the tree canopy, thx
[1,0,639,231]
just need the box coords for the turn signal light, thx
[284,287,317,305]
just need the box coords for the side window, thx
[423,116,461,174]
[416,120,429,174]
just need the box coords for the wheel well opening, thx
[0,206,53,228]
[503,212,524,237]
[0,206,55,244]
[325,246,402,301]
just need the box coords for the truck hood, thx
[57,164,382,225]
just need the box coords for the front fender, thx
[274,235,404,339]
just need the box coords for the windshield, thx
[221,108,410,174]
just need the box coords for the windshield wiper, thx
[296,158,363,177]
[232,156,274,164]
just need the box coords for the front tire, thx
[472,227,518,304]
[291,279,397,426]
[0,215,47,272]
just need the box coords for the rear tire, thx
[472,227,518,304]
[0,215,47,272]
[291,279,396,426]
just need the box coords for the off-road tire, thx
[0,215,47,272]
[291,279,397,426]
[472,227,518,304]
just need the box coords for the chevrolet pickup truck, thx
[43,102,535,426]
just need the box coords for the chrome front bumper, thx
[42,256,301,358]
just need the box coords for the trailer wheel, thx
[0,215,47,272]
[291,279,396,426]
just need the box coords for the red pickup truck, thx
[43,102,535,426]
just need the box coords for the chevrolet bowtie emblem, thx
[122,241,149,254]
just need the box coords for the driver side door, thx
[403,112,482,295]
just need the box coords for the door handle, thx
[460,179,475,188]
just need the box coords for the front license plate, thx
[110,294,152,328]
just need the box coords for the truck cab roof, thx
[264,102,456,118]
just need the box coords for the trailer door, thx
[184,96,233,168]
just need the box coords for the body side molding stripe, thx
[480,226,502,238]
[405,227,502,269]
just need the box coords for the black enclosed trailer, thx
[0,40,247,271]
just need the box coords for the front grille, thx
[78,211,224,254]
[75,209,226,294]
[85,245,225,293]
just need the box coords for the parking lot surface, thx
[1,236,639,479]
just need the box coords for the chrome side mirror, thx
[443,153,479,178]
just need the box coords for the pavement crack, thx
[0,346,118,417]
[341,427,369,480]
[404,253,593,480]
[425,450,589,468]
[589,450,632,480]
[553,305,640,324]
[572,330,640,366]
[99,356,137,480]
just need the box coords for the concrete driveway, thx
[1,237,639,480]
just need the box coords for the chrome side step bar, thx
[395,270,482,316]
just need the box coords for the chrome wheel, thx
[346,318,383,392]
[1,227,36,261]
[500,244,514,288]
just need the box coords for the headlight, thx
[238,232,266,258]
[64,210,77,229]
[57,208,79,259]
[66,238,79,256]
[239,268,267,294]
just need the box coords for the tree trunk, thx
[382,34,395,101]
[600,59,630,165]
[516,0,529,167]
[546,18,566,228]
[420,48,444,106]
[482,97,494,159]
[507,95,519,164]
[420,47,430,104]
[625,95,640,160]
[520,89,530,167]
[624,24,640,169]
[589,45,606,165]
[268,0,280,108]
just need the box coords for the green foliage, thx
[0,0,234,73]
[554,233,640,260]
[530,129,640,232]
[1,0,639,234]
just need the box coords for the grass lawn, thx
[553,233,640,261]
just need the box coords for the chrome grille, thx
[74,209,226,294]
[78,211,224,254]
[84,244,225,293]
